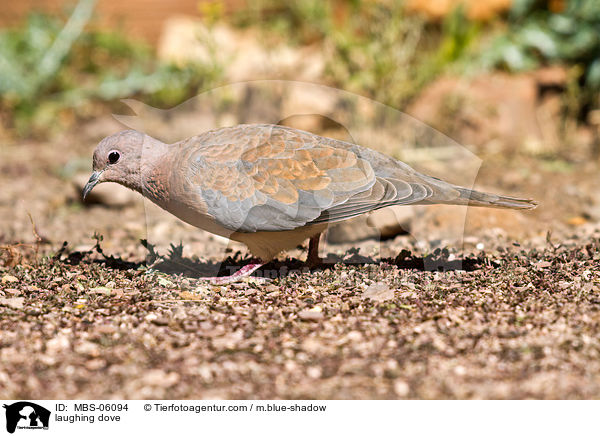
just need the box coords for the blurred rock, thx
[73,173,138,208]
[531,66,568,88]
[407,73,562,153]
[370,206,414,239]
[281,85,339,123]
[327,206,413,244]
[411,203,535,242]
[279,115,354,144]
[567,216,587,227]
[235,85,285,125]
[405,0,512,21]
[583,204,600,222]
[158,17,325,82]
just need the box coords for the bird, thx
[83,124,537,283]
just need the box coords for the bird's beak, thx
[82,171,103,200]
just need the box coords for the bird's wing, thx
[182,124,433,232]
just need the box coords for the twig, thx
[27,212,42,257]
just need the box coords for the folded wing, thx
[179,124,533,233]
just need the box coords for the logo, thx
[2,402,50,434]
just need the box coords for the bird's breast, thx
[153,196,238,238]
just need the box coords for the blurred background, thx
[1,0,600,262]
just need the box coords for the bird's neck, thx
[139,137,175,206]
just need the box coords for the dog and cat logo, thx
[2,402,50,433]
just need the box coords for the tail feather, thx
[421,174,538,210]
[453,186,538,210]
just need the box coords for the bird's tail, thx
[447,186,537,209]
[419,174,538,209]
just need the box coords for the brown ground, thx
[1,117,600,399]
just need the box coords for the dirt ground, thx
[1,117,600,399]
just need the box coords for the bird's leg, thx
[203,261,266,285]
[306,233,323,268]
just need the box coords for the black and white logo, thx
[3,402,50,434]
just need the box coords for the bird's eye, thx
[108,151,120,165]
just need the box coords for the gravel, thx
[0,237,599,399]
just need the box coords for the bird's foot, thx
[201,262,267,285]
[305,255,324,269]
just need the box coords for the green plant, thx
[0,0,223,138]
[481,0,600,110]
[324,2,427,106]
[232,0,479,109]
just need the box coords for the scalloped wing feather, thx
[173,124,532,233]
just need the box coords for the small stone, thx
[85,359,106,371]
[362,282,394,302]
[393,380,410,396]
[157,277,174,287]
[567,216,587,226]
[454,365,467,376]
[96,324,117,334]
[145,312,169,326]
[346,331,363,342]
[301,338,323,353]
[1,275,18,284]
[265,284,279,293]
[307,366,322,379]
[192,286,211,296]
[90,287,111,296]
[180,291,206,300]
[46,335,70,354]
[298,309,324,321]
[142,369,180,387]
[0,297,24,309]
[75,341,100,357]
[144,313,169,325]
[151,317,169,326]
[284,360,298,372]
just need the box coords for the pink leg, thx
[202,262,265,285]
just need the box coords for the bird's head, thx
[83,130,146,199]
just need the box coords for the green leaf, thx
[587,59,600,89]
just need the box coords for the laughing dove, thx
[83,124,536,282]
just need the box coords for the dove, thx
[83,124,537,283]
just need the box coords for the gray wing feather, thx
[180,124,535,233]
